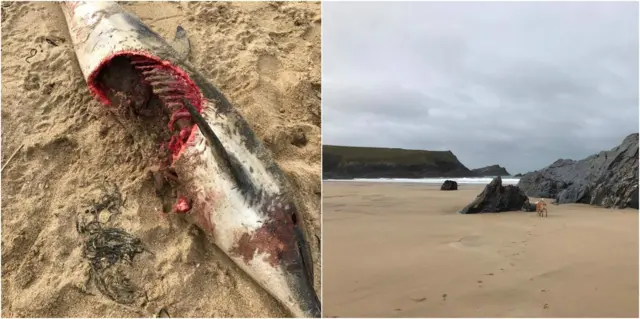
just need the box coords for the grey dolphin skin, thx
[60,2,320,317]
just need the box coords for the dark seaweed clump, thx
[76,185,146,304]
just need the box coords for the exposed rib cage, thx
[130,55,201,156]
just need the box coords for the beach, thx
[1,2,320,317]
[323,181,639,318]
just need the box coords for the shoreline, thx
[323,177,521,185]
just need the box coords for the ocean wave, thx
[324,177,520,185]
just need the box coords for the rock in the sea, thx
[518,133,639,209]
[440,180,458,191]
[459,176,529,214]
[514,173,523,177]
[471,164,511,177]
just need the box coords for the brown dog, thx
[536,200,548,217]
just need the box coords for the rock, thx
[440,180,458,191]
[518,133,639,209]
[471,164,511,177]
[459,176,529,214]
[514,173,523,177]
[521,200,537,212]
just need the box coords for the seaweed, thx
[76,185,146,304]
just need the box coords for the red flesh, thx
[88,51,203,161]
[173,196,192,214]
[168,110,191,131]
[89,52,206,219]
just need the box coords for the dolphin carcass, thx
[59,1,320,317]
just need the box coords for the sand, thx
[1,1,320,317]
[323,182,638,318]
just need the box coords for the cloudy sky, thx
[322,2,638,174]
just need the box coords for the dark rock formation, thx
[471,164,511,177]
[514,173,523,177]
[459,176,529,214]
[518,133,639,209]
[440,180,458,191]
[521,200,537,212]
[322,145,474,179]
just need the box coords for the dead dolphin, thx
[59,1,320,317]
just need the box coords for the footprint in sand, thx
[447,235,484,250]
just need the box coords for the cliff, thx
[322,145,474,179]
[517,133,639,209]
[471,164,510,177]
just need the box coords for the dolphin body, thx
[59,2,320,317]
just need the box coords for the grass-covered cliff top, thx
[323,145,461,166]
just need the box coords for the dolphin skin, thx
[60,2,320,317]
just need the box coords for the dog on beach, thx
[536,199,548,217]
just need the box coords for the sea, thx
[324,177,521,185]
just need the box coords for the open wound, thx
[91,53,203,214]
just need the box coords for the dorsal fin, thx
[169,25,190,60]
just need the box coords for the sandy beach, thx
[323,181,638,318]
[1,2,320,317]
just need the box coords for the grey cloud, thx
[323,84,434,121]
[322,1,639,174]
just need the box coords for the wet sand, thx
[323,181,638,318]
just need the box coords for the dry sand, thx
[323,182,638,318]
[1,1,320,317]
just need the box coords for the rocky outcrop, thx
[440,180,458,191]
[322,145,474,179]
[459,176,529,214]
[514,173,523,177]
[471,165,511,177]
[521,200,536,212]
[517,133,639,209]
